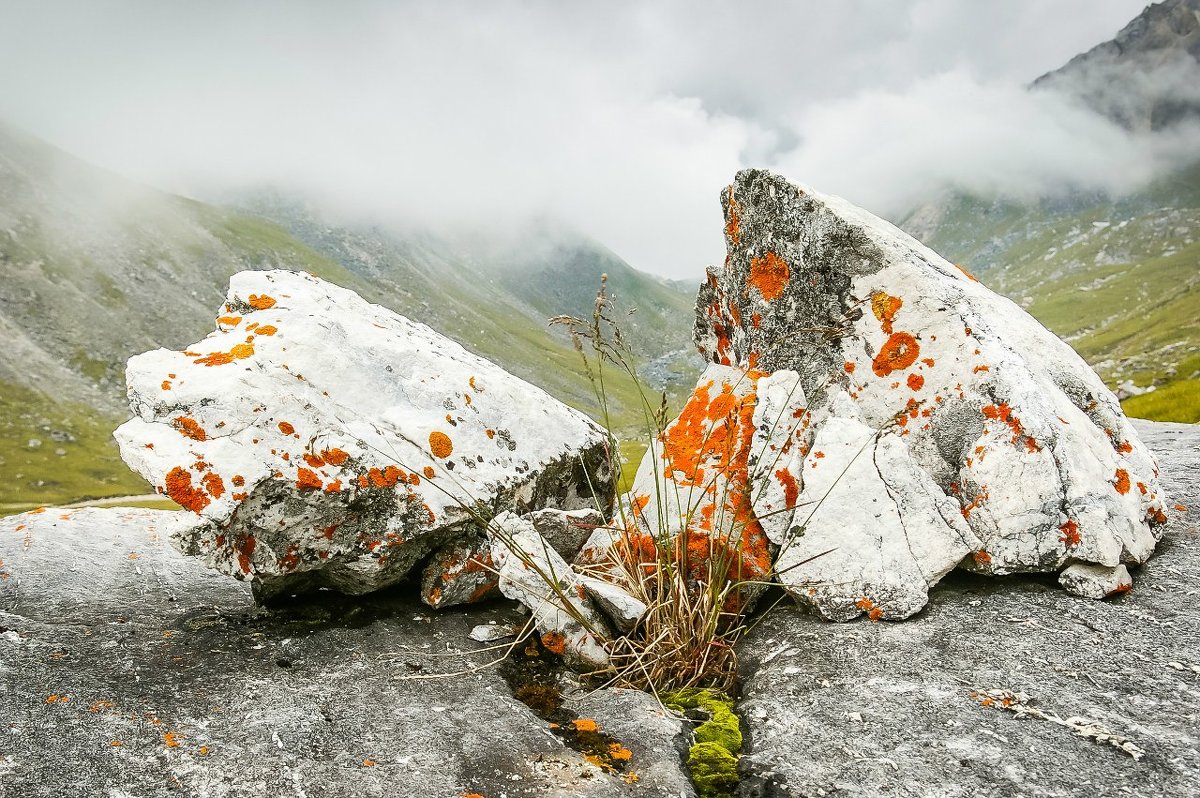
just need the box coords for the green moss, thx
[688,742,740,798]
[664,688,742,797]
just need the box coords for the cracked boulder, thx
[114,270,613,600]
[690,169,1167,620]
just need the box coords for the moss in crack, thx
[663,688,742,797]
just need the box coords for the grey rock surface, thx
[0,507,688,797]
[735,419,1199,797]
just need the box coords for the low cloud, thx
[2,0,1192,278]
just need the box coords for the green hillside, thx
[0,125,698,510]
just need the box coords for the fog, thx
[0,0,1189,277]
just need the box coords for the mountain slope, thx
[900,0,1200,423]
[0,126,698,509]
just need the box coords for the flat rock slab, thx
[736,419,1200,798]
[0,508,689,797]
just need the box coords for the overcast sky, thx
[0,0,1172,277]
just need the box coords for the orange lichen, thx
[486,429,496,439]
[322,447,350,466]
[1176,504,1188,512]
[870,292,903,334]
[171,416,208,441]
[955,263,980,282]
[855,597,884,622]
[303,453,325,468]
[202,472,225,499]
[872,332,919,377]
[541,632,567,655]
[429,431,454,458]
[748,251,790,301]
[774,468,799,509]
[1113,468,1131,495]
[609,742,633,761]
[724,191,741,245]
[973,364,990,374]
[571,718,599,733]
[217,315,242,326]
[907,373,924,391]
[247,294,276,310]
[255,325,277,336]
[161,380,172,391]
[277,421,295,435]
[422,466,436,479]
[236,536,256,573]
[1117,440,1133,454]
[295,467,323,491]
[1148,507,1168,525]
[163,731,181,748]
[972,549,992,565]
[1059,519,1081,547]
[165,467,211,514]
[843,361,856,374]
[750,312,762,329]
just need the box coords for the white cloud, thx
[1,0,1185,279]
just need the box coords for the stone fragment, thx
[114,270,613,600]
[577,575,648,632]
[421,508,604,609]
[1059,563,1133,599]
[487,511,611,670]
[468,623,520,643]
[690,169,1167,619]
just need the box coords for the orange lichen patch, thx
[469,376,478,391]
[973,364,990,374]
[463,393,472,406]
[463,794,485,798]
[247,294,276,310]
[322,447,350,466]
[365,465,403,488]
[1113,468,1131,495]
[855,597,884,622]
[165,467,211,514]
[907,373,925,391]
[728,300,743,328]
[163,731,181,748]
[1059,519,1081,547]
[486,429,496,439]
[955,263,980,282]
[303,453,326,468]
[171,416,208,441]
[236,536,256,573]
[748,251,790,301]
[571,718,599,733]
[1117,440,1133,454]
[609,743,633,761]
[277,421,295,435]
[981,403,1039,451]
[423,466,436,479]
[296,468,323,491]
[872,332,919,377]
[193,341,255,367]
[228,474,245,488]
[961,486,989,519]
[202,472,225,499]
[1147,506,1168,525]
[217,315,242,326]
[541,632,567,655]
[870,292,903,334]
[161,380,172,391]
[750,312,762,329]
[775,468,799,509]
[724,192,741,245]
[1176,504,1189,512]
[843,361,856,374]
[972,549,992,566]
[255,325,277,336]
[429,431,454,458]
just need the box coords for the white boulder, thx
[114,270,612,600]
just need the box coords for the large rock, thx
[0,507,692,797]
[735,419,1200,797]
[114,270,613,600]
[692,169,1169,620]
